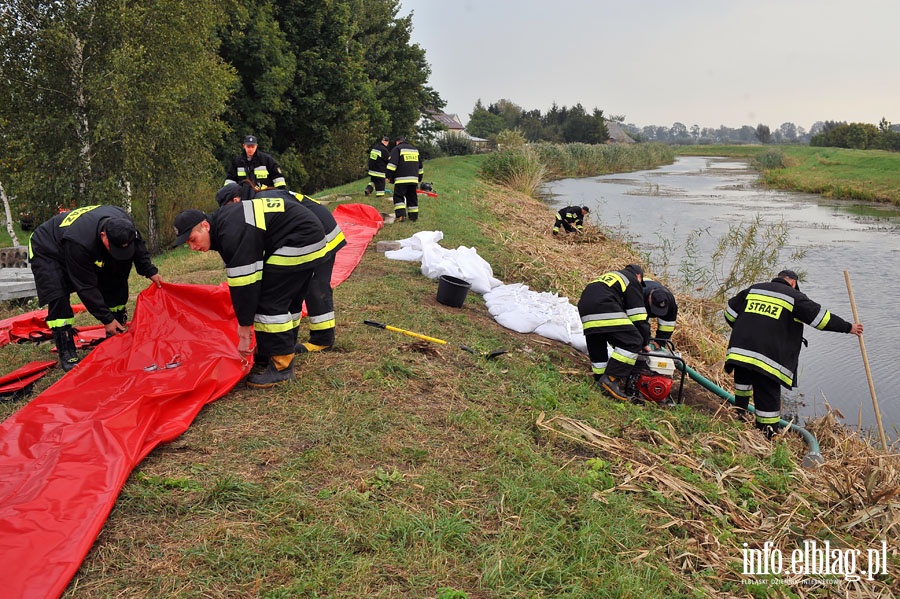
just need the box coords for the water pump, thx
[628,345,685,404]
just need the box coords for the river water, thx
[545,156,900,439]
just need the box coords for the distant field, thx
[677,145,900,204]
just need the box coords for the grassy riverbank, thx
[677,145,900,205]
[1,155,898,597]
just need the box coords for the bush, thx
[753,149,785,170]
[480,146,547,197]
[436,132,474,156]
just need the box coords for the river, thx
[545,156,900,440]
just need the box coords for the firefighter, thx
[365,136,391,198]
[28,205,163,371]
[724,269,863,438]
[224,135,286,189]
[172,196,327,389]
[643,277,678,345]
[577,264,650,401]
[552,205,589,235]
[216,181,347,353]
[386,136,423,222]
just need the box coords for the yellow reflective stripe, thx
[326,231,345,252]
[253,320,298,334]
[108,304,126,312]
[28,235,34,259]
[746,292,793,312]
[227,271,264,287]
[756,414,781,424]
[814,310,832,330]
[59,205,100,227]
[265,245,329,267]
[309,318,335,331]
[629,313,648,323]
[394,176,419,184]
[725,352,792,386]
[46,317,75,328]
[583,318,633,330]
[253,201,267,230]
[658,324,675,333]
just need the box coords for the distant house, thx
[425,111,490,151]
[429,112,466,133]
[605,121,636,144]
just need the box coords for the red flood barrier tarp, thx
[330,202,383,286]
[0,282,250,599]
[0,203,381,599]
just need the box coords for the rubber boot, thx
[53,325,80,372]
[295,341,333,354]
[246,354,296,389]
[598,374,633,401]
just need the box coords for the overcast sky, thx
[399,0,899,132]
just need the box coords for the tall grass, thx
[480,142,674,197]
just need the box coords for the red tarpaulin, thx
[0,305,87,347]
[0,204,382,599]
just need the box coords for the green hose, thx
[679,363,823,468]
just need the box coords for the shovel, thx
[363,320,507,360]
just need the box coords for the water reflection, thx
[545,156,900,439]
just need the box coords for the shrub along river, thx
[546,156,900,440]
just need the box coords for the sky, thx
[399,0,900,132]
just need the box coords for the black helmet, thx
[624,263,644,277]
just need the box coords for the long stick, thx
[843,270,888,451]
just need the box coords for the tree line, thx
[0,0,443,251]
[464,99,609,145]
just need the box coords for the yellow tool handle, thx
[384,325,448,345]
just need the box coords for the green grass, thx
[2,154,897,597]
[677,145,900,204]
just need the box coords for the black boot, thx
[247,355,296,389]
[53,325,80,372]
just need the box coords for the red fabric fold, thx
[0,204,381,599]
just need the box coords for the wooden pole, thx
[843,270,888,451]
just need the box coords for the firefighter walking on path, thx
[224,135,286,190]
[216,182,347,353]
[386,136,423,222]
[28,205,163,371]
[577,264,650,401]
[173,196,327,389]
[365,136,391,198]
[553,205,589,235]
[724,269,863,438]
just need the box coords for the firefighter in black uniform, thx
[216,181,346,353]
[552,206,589,235]
[28,205,163,371]
[224,135,286,189]
[173,196,327,389]
[577,264,650,400]
[386,136,423,222]
[643,277,678,346]
[724,269,863,437]
[365,136,391,198]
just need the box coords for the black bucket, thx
[436,275,471,308]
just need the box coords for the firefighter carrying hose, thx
[28,205,163,371]
[216,181,347,353]
[172,196,327,389]
[577,264,650,401]
[725,269,863,438]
